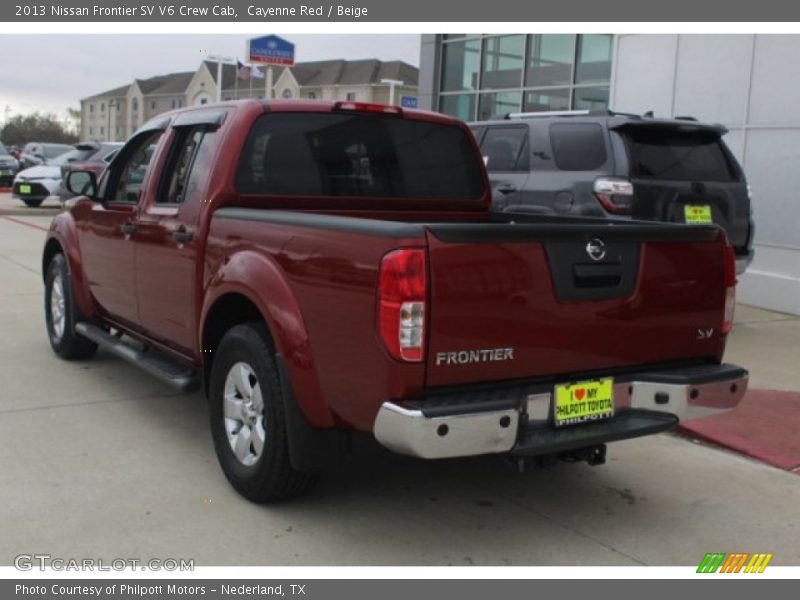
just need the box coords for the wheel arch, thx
[199,250,333,429]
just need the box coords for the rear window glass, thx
[236,112,485,199]
[623,128,738,182]
[549,123,607,171]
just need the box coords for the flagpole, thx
[249,63,253,98]
[234,58,239,100]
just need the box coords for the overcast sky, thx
[0,34,421,123]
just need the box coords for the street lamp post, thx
[380,78,404,106]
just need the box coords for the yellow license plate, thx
[19,184,31,194]
[684,204,713,224]
[554,378,614,427]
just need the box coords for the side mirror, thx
[66,170,98,199]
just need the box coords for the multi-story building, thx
[81,59,418,142]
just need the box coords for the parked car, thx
[13,142,121,207]
[44,100,747,502]
[19,142,73,169]
[58,142,122,201]
[470,110,755,274]
[0,142,21,186]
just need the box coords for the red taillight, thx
[722,243,736,334]
[333,101,403,114]
[378,248,427,362]
[593,177,634,214]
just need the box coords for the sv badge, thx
[697,328,715,340]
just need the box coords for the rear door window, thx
[481,127,529,172]
[622,127,739,181]
[549,123,607,171]
[236,112,485,200]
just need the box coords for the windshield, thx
[236,112,485,200]
[623,127,739,182]
[0,142,9,156]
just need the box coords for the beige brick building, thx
[81,59,418,142]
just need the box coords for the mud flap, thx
[275,353,345,472]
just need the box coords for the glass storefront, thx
[438,34,613,120]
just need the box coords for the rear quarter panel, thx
[204,214,427,431]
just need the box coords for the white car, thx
[12,164,64,207]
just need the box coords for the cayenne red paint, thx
[45,99,735,435]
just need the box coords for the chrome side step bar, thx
[75,322,200,392]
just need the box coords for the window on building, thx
[200,98,208,105]
[89,127,93,136]
[526,34,575,87]
[89,104,94,113]
[307,92,317,100]
[573,86,610,111]
[151,100,156,110]
[100,126,104,136]
[549,123,607,171]
[346,92,357,101]
[132,98,139,112]
[477,91,521,121]
[171,99,176,109]
[524,88,570,112]
[101,103,105,112]
[438,34,613,121]
[480,35,525,90]
[440,94,477,122]
[575,34,613,84]
[440,38,481,92]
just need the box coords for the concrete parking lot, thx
[1,196,799,566]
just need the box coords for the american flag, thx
[236,61,251,80]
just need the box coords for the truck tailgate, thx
[424,220,728,388]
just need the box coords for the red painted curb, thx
[0,215,50,232]
[678,388,800,471]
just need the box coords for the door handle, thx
[120,221,136,236]
[496,183,517,195]
[172,227,193,243]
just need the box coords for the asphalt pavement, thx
[1,198,799,566]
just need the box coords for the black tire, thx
[23,198,44,207]
[44,253,98,359]
[209,322,319,503]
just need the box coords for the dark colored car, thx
[0,142,21,186]
[470,110,755,274]
[44,100,747,503]
[58,142,122,201]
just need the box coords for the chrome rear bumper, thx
[373,364,748,460]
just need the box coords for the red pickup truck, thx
[44,100,747,503]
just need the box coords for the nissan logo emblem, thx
[586,238,606,261]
